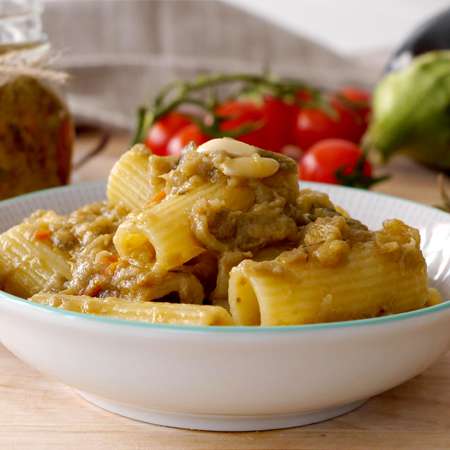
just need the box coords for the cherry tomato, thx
[261,96,298,151]
[295,88,313,105]
[332,98,368,143]
[337,86,371,129]
[216,100,266,148]
[217,98,298,151]
[280,89,314,146]
[263,89,315,149]
[166,123,208,156]
[145,112,191,155]
[294,96,368,150]
[338,87,370,104]
[294,107,338,150]
[299,139,372,185]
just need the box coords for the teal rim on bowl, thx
[1,289,449,333]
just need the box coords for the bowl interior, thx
[0,181,448,304]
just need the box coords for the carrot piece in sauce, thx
[34,229,52,241]
[84,284,102,297]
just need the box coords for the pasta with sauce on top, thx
[0,138,441,326]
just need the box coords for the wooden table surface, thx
[1,133,449,450]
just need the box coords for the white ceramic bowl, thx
[0,182,449,431]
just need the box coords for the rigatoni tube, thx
[0,219,71,297]
[229,220,438,326]
[30,294,233,326]
[113,182,225,274]
[107,145,152,210]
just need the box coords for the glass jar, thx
[0,0,74,200]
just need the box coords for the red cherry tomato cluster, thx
[143,83,379,187]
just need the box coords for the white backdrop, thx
[224,0,450,55]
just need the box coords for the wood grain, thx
[1,132,449,450]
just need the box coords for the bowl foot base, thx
[77,391,367,431]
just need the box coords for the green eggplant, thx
[364,51,450,170]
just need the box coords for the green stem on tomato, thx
[335,155,390,189]
[133,107,149,146]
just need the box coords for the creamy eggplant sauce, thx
[242,216,424,280]
[26,202,128,254]
[164,139,334,255]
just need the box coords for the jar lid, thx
[0,0,46,47]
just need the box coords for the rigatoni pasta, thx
[107,144,152,210]
[0,138,441,326]
[31,293,233,326]
[107,144,178,211]
[114,181,226,273]
[229,218,432,326]
[0,212,71,297]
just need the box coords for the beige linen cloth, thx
[42,0,382,130]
